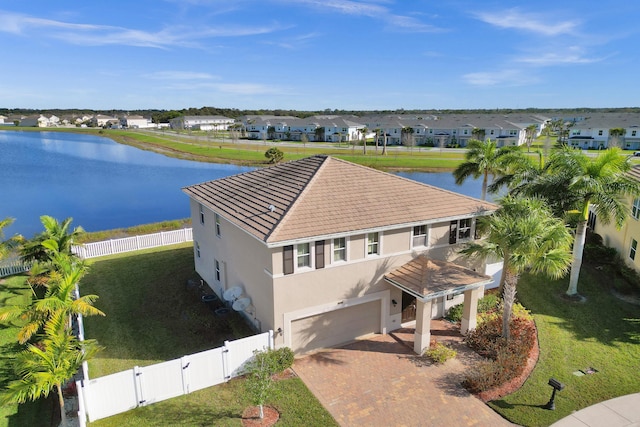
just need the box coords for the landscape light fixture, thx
[543,378,565,410]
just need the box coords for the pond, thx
[0,131,485,238]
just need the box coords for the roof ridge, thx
[264,155,329,241]
[330,157,492,206]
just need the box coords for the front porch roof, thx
[384,256,492,302]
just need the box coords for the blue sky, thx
[1,1,638,111]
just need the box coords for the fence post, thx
[181,356,190,395]
[136,235,140,251]
[76,379,87,427]
[109,239,114,256]
[269,330,274,350]
[160,231,165,245]
[133,366,144,407]
[222,341,230,381]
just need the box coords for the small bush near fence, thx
[463,313,536,393]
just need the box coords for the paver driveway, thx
[293,333,514,427]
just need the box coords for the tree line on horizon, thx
[2,106,640,124]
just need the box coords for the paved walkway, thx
[550,393,640,427]
[293,323,514,427]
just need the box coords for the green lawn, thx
[81,243,255,377]
[89,377,338,427]
[79,244,337,426]
[489,266,640,426]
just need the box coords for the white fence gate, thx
[79,330,273,422]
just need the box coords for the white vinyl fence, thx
[72,228,193,259]
[78,331,273,423]
[0,228,194,278]
[0,257,31,278]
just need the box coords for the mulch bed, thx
[476,322,540,402]
[241,406,280,427]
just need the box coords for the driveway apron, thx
[293,333,514,427]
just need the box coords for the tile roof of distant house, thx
[182,155,496,245]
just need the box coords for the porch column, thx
[461,286,484,334]
[413,299,432,355]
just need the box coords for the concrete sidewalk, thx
[550,393,640,427]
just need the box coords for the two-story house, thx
[592,165,640,271]
[183,155,499,354]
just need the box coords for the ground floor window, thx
[630,239,637,261]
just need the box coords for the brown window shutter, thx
[315,241,325,269]
[283,245,294,275]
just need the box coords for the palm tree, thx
[524,124,538,152]
[471,128,486,142]
[401,126,415,152]
[540,124,553,158]
[1,311,102,427]
[0,217,22,260]
[608,128,625,149]
[21,216,84,264]
[360,127,368,155]
[453,139,522,201]
[538,147,640,296]
[0,252,104,344]
[460,196,572,339]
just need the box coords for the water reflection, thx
[0,131,483,238]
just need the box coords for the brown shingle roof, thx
[182,155,496,244]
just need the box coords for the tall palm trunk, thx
[502,275,517,340]
[382,134,387,155]
[567,219,588,296]
[481,170,489,201]
[57,383,67,426]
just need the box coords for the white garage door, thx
[291,300,381,354]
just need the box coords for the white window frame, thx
[199,204,205,225]
[633,199,640,220]
[332,237,347,263]
[450,218,473,244]
[630,239,638,261]
[412,225,428,248]
[215,259,221,282]
[297,242,311,269]
[215,213,221,237]
[367,232,380,256]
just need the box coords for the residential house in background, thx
[565,113,640,150]
[592,165,640,272]
[170,115,235,131]
[183,155,500,354]
[120,115,152,129]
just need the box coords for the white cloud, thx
[463,69,537,87]
[474,9,578,36]
[516,47,606,66]
[144,71,219,80]
[0,10,285,49]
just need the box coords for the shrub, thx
[264,147,284,164]
[425,342,457,364]
[463,314,536,393]
[445,293,500,323]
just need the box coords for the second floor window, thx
[297,243,310,268]
[215,213,221,237]
[367,232,379,255]
[199,204,205,224]
[413,225,427,247]
[333,238,346,262]
[450,218,472,244]
[633,199,640,220]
